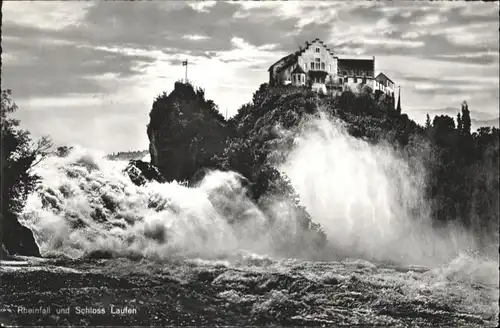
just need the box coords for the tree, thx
[425,114,432,129]
[1,89,52,256]
[337,89,356,112]
[456,112,463,134]
[461,101,471,136]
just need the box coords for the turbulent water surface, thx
[1,254,498,326]
[1,116,498,326]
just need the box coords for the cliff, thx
[147,82,230,182]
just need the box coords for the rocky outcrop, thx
[2,213,41,257]
[55,146,74,157]
[1,244,12,260]
[124,160,164,186]
[146,82,230,182]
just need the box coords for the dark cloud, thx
[428,54,499,66]
[402,77,496,97]
[3,1,498,104]
[442,5,499,26]
[66,1,298,53]
[2,1,498,152]
[2,31,156,98]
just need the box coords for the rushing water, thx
[1,115,498,326]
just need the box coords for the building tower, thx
[396,86,402,113]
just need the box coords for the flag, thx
[182,60,188,66]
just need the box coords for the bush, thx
[1,89,52,256]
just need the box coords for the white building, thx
[374,73,395,97]
[268,38,395,98]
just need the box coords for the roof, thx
[268,52,298,72]
[268,37,335,72]
[376,72,394,84]
[304,38,335,57]
[338,58,374,71]
[337,55,373,60]
[291,65,306,74]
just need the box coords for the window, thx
[311,61,315,70]
[313,58,320,70]
[343,71,347,76]
[339,78,343,84]
[316,47,320,53]
[362,77,367,84]
[321,62,325,70]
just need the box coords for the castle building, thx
[374,73,395,97]
[268,38,395,98]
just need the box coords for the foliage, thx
[423,108,499,243]
[106,150,149,161]
[222,85,498,247]
[146,81,499,253]
[1,90,52,255]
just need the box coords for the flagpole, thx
[185,59,188,83]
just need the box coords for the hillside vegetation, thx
[2,82,497,257]
[1,90,51,257]
[106,150,149,161]
[147,82,499,251]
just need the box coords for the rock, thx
[55,146,74,157]
[146,82,230,182]
[124,160,165,186]
[1,243,12,260]
[2,212,41,257]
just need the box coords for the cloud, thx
[2,1,499,151]
[412,13,446,26]
[2,2,93,30]
[363,37,424,48]
[401,31,420,39]
[431,51,499,65]
[182,34,211,41]
[2,32,156,99]
[187,1,217,13]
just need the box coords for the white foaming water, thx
[19,115,497,272]
[279,114,494,266]
[19,146,315,260]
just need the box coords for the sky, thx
[2,1,499,152]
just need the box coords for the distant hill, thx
[407,107,499,130]
[471,117,500,129]
[106,150,149,161]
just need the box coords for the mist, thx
[19,115,494,268]
[19,147,321,261]
[279,113,486,266]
